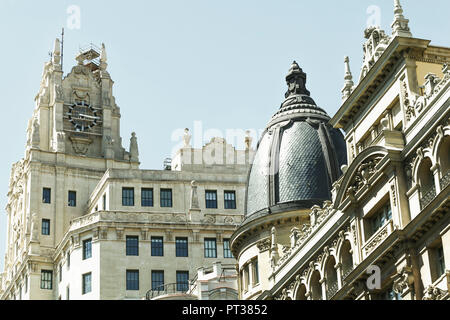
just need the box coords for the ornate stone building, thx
[0,42,253,300]
[231,0,450,300]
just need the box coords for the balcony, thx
[326,282,339,299]
[341,265,354,280]
[145,283,196,300]
[420,184,437,210]
[362,220,394,258]
[440,171,450,190]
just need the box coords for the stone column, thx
[320,278,327,300]
[431,163,441,194]
[335,262,343,289]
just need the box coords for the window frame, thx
[223,239,233,258]
[151,270,164,291]
[151,236,164,257]
[83,238,92,260]
[126,236,139,256]
[42,219,50,236]
[176,271,189,292]
[126,270,140,291]
[175,237,189,257]
[40,270,53,290]
[224,191,236,209]
[68,190,77,207]
[42,188,51,204]
[122,187,135,206]
[205,190,218,209]
[82,272,92,295]
[141,188,154,207]
[160,188,173,208]
[204,238,217,258]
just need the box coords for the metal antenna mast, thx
[61,27,65,73]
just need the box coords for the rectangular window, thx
[82,273,92,294]
[126,236,139,256]
[126,270,139,291]
[25,275,28,293]
[223,239,233,258]
[43,188,51,204]
[224,191,236,209]
[370,203,392,236]
[176,237,188,257]
[40,270,53,290]
[204,238,217,258]
[122,187,135,206]
[141,188,154,207]
[66,286,70,300]
[102,194,107,210]
[176,271,189,292]
[243,264,249,292]
[59,264,62,283]
[151,237,164,257]
[205,190,218,209]
[42,219,50,236]
[68,191,76,207]
[83,238,92,260]
[151,271,164,291]
[67,252,70,269]
[252,259,259,285]
[160,189,173,207]
[436,244,445,278]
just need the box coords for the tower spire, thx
[342,56,354,101]
[52,38,61,66]
[100,43,108,71]
[285,61,310,98]
[391,0,412,38]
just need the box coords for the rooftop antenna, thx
[61,27,65,73]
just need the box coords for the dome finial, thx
[342,56,354,101]
[391,0,412,38]
[285,61,310,98]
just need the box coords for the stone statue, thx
[31,118,40,148]
[31,213,39,242]
[130,132,139,162]
[245,130,253,150]
[190,180,199,209]
[270,227,279,269]
[183,128,192,148]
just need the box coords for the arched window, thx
[310,271,322,300]
[341,240,354,280]
[295,284,307,300]
[418,158,436,209]
[438,136,450,189]
[325,256,338,299]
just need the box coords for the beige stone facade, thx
[0,42,253,300]
[231,1,450,301]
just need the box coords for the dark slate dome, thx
[245,61,347,219]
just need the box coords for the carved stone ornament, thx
[224,216,234,224]
[256,238,271,253]
[115,228,124,240]
[422,285,448,300]
[55,84,64,101]
[70,135,93,155]
[392,267,413,295]
[347,156,383,196]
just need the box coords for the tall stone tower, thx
[1,39,139,299]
